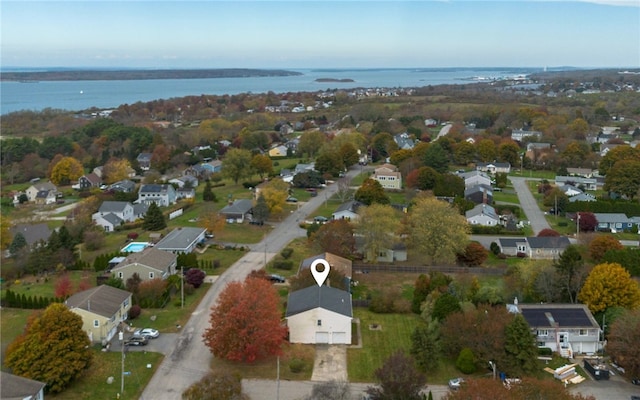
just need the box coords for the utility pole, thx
[264,243,267,266]
[119,330,125,396]
[576,213,581,241]
[181,266,184,309]
[276,356,280,400]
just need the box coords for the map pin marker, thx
[310,259,330,287]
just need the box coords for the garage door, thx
[315,332,330,344]
[332,332,347,344]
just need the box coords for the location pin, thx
[310,259,330,287]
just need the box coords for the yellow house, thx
[65,285,132,344]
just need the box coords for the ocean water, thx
[0,67,540,115]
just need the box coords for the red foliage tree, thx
[577,212,597,232]
[203,276,287,363]
[537,228,560,237]
[54,274,73,298]
[456,242,488,267]
[185,268,206,288]
[76,277,92,293]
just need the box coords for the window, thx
[579,329,588,336]
[317,320,322,326]
[537,329,548,336]
[93,320,99,327]
[149,272,155,279]
[118,272,123,279]
[615,223,622,229]
[124,298,129,307]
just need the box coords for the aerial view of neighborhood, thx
[1,1,640,400]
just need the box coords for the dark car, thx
[268,274,286,283]
[124,336,148,346]
[631,377,640,385]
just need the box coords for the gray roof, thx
[9,223,51,246]
[155,227,206,252]
[335,200,362,214]
[0,371,46,400]
[568,193,596,203]
[65,285,131,318]
[219,199,254,216]
[594,213,631,224]
[133,203,149,216]
[526,236,571,250]
[466,204,498,219]
[137,152,152,161]
[464,184,493,197]
[286,285,352,318]
[99,201,131,213]
[32,181,57,192]
[139,184,172,193]
[100,213,123,226]
[459,170,490,180]
[110,179,136,192]
[498,238,527,248]
[113,247,177,271]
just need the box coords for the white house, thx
[286,285,352,345]
[137,184,177,207]
[476,162,511,174]
[25,181,57,202]
[155,227,207,254]
[459,170,491,188]
[372,163,402,190]
[466,204,500,226]
[92,201,136,232]
[332,200,363,221]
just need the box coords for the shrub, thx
[490,242,501,255]
[184,283,195,296]
[273,260,293,270]
[129,304,141,319]
[280,248,294,259]
[538,347,553,356]
[289,358,305,373]
[127,232,139,240]
[213,260,221,269]
[456,348,476,374]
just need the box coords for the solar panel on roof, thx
[521,308,592,327]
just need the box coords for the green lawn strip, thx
[213,223,269,243]
[58,348,163,400]
[387,191,409,205]
[198,247,248,274]
[493,191,520,205]
[2,270,95,298]
[209,343,315,381]
[0,308,33,363]
[347,309,421,382]
[510,170,556,180]
[266,237,315,278]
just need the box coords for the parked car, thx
[134,328,160,339]
[631,377,640,385]
[268,274,286,283]
[314,216,329,223]
[205,232,214,239]
[286,197,298,203]
[448,377,464,390]
[124,336,148,346]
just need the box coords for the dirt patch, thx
[368,324,382,331]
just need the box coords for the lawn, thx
[199,247,249,274]
[2,270,96,298]
[347,309,421,382]
[0,308,33,364]
[493,190,520,205]
[266,237,315,279]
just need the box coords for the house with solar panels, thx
[508,302,601,357]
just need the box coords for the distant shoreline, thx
[0,68,303,82]
[315,78,355,83]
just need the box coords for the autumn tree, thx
[203,276,287,362]
[185,268,206,288]
[537,228,560,237]
[138,278,168,308]
[182,370,249,400]
[222,148,253,184]
[315,151,344,177]
[589,235,623,261]
[143,202,166,231]
[355,204,402,263]
[577,212,597,232]
[151,143,171,173]
[407,195,469,265]
[311,219,355,259]
[200,207,226,235]
[604,159,640,199]
[408,166,439,191]
[476,139,497,162]
[498,140,520,166]
[338,142,359,168]
[260,178,289,214]
[298,130,326,158]
[0,214,12,251]
[578,262,640,313]
[50,156,84,185]
[503,314,538,376]
[54,274,73,298]
[354,178,390,205]
[102,158,132,184]
[598,145,640,176]
[365,350,426,400]
[606,309,640,379]
[5,303,92,394]
[456,242,488,267]
[250,153,273,179]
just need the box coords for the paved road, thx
[509,176,549,236]
[140,166,367,400]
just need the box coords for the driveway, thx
[311,345,348,382]
[509,176,550,235]
[570,374,640,400]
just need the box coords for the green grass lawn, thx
[0,308,33,364]
[493,190,520,205]
[347,309,421,382]
[199,247,249,274]
[510,169,556,180]
[2,270,96,298]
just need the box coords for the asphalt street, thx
[508,176,549,236]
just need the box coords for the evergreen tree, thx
[554,245,585,303]
[411,318,441,372]
[252,194,270,224]
[503,314,538,376]
[143,202,166,231]
[202,180,216,202]
[9,232,27,256]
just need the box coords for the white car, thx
[448,377,464,390]
[135,328,159,339]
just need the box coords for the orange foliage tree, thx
[589,235,623,261]
[203,276,287,363]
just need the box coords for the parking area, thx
[571,374,640,400]
[111,332,178,356]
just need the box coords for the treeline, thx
[2,289,64,309]
[566,200,640,216]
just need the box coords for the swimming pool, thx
[121,242,150,253]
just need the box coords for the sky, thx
[1,1,639,69]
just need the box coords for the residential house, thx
[393,132,417,150]
[136,184,177,207]
[372,163,402,190]
[594,213,634,233]
[559,184,583,197]
[294,163,315,174]
[268,145,288,157]
[78,172,102,190]
[476,162,511,174]
[354,236,407,263]
[111,247,177,282]
[137,153,152,171]
[285,285,352,344]
[0,371,46,400]
[300,253,353,279]
[466,204,500,226]
[526,236,571,259]
[109,179,136,193]
[497,238,528,256]
[566,168,596,178]
[510,303,601,356]
[25,181,57,202]
[65,285,132,343]
[169,175,199,189]
[568,193,596,203]
[155,227,207,254]
[599,143,622,157]
[219,199,254,223]
[464,184,493,205]
[92,201,135,232]
[201,159,223,174]
[459,170,491,188]
[34,190,57,205]
[555,176,598,191]
[176,188,196,200]
[9,223,52,248]
[133,203,149,220]
[511,128,541,142]
[332,200,362,221]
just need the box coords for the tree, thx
[433,174,464,198]
[354,178,390,205]
[542,187,568,212]
[151,143,171,173]
[5,303,92,394]
[407,195,469,265]
[454,141,476,165]
[476,139,497,162]
[203,276,287,362]
[444,378,596,400]
[185,268,206,288]
[589,235,623,261]
[252,194,270,224]
[298,130,326,157]
[554,245,586,303]
[537,228,560,237]
[365,350,426,400]
[102,158,132,184]
[498,141,520,166]
[503,314,538,376]
[410,318,441,372]
[423,142,449,173]
[292,170,325,188]
[408,166,439,191]
[315,151,343,177]
[598,144,639,176]
[9,232,27,256]
[432,293,461,321]
[182,370,249,400]
[126,273,142,304]
[138,278,168,308]
[412,274,431,314]
[203,180,217,202]
[250,154,273,179]
[456,348,476,374]
[54,274,73,298]
[143,202,166,231]
[222,148,253,184]
[604,159,640,199]
[260,178,289,214]
[304,380,352,400]
[355,204,402,263]
[578,263,640,314]
[50,156,84,185]
[457,242,488,267]
[311,219,355,259]
[606,309,640,379]
[338,142,359,168]
[577,212,597,232]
